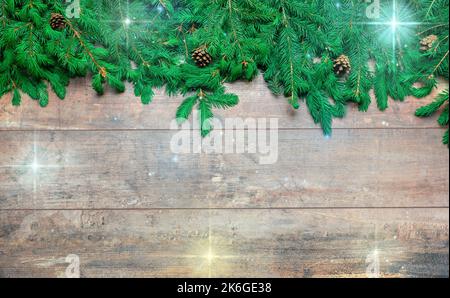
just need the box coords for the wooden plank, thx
[0,76,447,130]
[0,209,447,278]
[0,129,448,209]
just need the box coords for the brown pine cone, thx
[333,54,351,76]
[420,35,438,51]
[192,47,212,68]
[50,13,66,31]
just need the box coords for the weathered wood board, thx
[0,76,447,130]
[0,209,448,278]
[0,129,448,209]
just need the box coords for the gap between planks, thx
[1,207,449,211]
[0,127,445,132]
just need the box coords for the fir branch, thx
[426,0,438,18]
[176,94,198,121]
[428,50,449,79]
[227,0,244,58]
[280,2,296,108]
[65,19,107,78]
[0,0,448,141]
[443,129,449,145]
[417,23,448,35]
[177,23,189,59]
[416,89,449,117]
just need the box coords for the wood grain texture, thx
[0,75,448,278]
[0,209,447,278]
[0,129,448,209]
[0,76,448,130]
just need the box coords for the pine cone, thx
[420,34,438,51]
[50,13,66,30]
[333,54,351,76]
[192,47,212,68]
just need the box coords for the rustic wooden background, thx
[0,76,448,278]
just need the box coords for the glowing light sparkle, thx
[0,132,85,205]
[156,5,164,13]
[351,0,427,66]
[357,1,422,31]
[31,159,40,173]
[390,17,399,31]
[205,247,215,263]
[123,18,132,26]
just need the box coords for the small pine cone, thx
[192,47,212,68]
[420,34,438,51]
[50,13,66,31]
[333,54,351,76]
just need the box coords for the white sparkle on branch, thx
[390,17,399,31]
[352,0,427,66]
[123,18,132,26]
